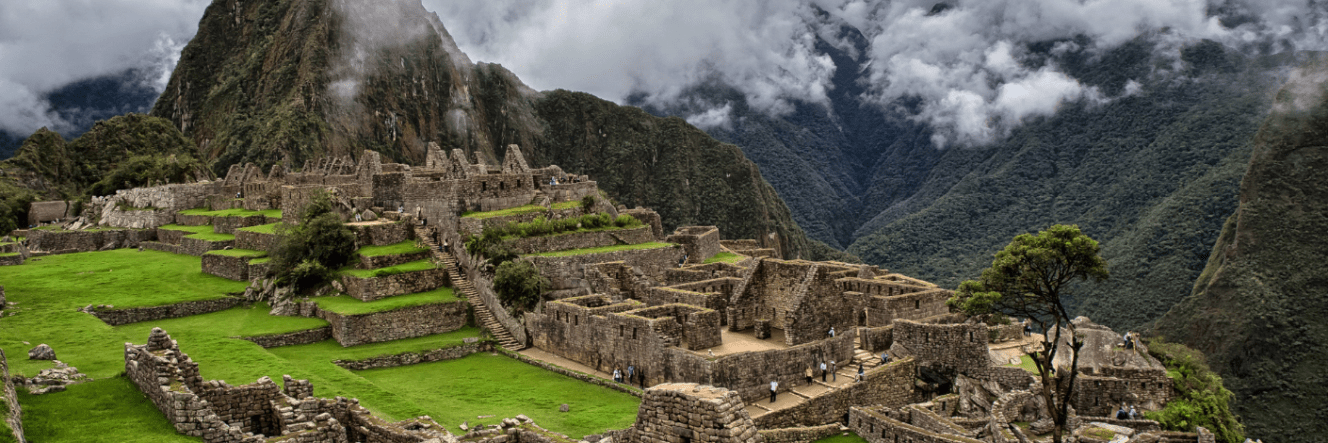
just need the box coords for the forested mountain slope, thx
[1154,60,1328,442]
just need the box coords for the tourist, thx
[1116,406,1129,420]
[1023,323,1032,337]
[820,361,827,382]
[1123,331,1133,349]
[829,326,835,338]
[831,360,837,381]
[857,363,864,382]
[627,365,635,384]
[881,352,889,365]
[613,368,622,383]
[769,380,778,403]
[805,365,813,384]
[1129,406,1139,420]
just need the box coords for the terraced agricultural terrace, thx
[0,145,1202,443]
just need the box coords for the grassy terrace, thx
[340,259,436,278]
[237,222,279,234]
[811,432,869,443]
[3,249,640,441]
[462,201,581,219]
[703,252,744,264]
[312,287,459,315]
[158,224,234,242]
[356,353,639,438]
[249,257,271,264]
[178,208,283,219]
[1005,354,1039,374]
[357,240,428,257]
[204,248,267,258]
[526,242,675,257]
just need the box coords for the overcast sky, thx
[1,0,1325,146]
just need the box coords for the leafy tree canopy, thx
[269,191,356,293]
[493,260,548,314]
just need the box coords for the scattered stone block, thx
[28,343,55,360]
[559,403,570,412]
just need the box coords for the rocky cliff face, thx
[148,0,810,257]
[1153,61,1328,442]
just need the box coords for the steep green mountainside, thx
[145,0,811,257]
[1153,61,1328,442]
[0,114,200,232]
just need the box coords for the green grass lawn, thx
[237,222,280,234]
[250,257,271,265]
[18,377,201,443]
[204,248,267,258]
[0,249,247,377]
[341,259,436,278]
[1005,354,1040,374]
[811,432,868,443]
[357,240,428,257]
[355,353,640,438]
[526,242,676,257]
[703,252,744,264]
[312,288,459,315]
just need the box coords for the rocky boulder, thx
[28,343,55,360]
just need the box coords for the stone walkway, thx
[687,329,789,357]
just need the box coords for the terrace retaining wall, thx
[332,341,489,370]
[503,226,654,255]
[212,215,266,234]
[90,298,244,326]
[320,300,467,346]
[0,254,21,266]
[357,250,430,269]
[25,229,157,253]
[753,358,920,429]
[339,267,448,302]
[180,237,234,256]
[234,230,277,251]
[202,253,262,281]
[350,222,412,246]
[240,327,332,348]
[531,244,684,291]
[758,424,842,443]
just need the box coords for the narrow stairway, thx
[413,226,525,351]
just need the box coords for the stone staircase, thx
[413,227,525,351]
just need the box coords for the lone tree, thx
[493,259,548,314]
[948,224,1108,443]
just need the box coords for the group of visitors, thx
[1122,331,1135,349]
[612,365,644,387]
[1115,405,1141,420]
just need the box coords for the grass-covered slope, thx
[1153,61,1328,442]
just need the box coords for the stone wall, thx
[320,300,467,346]
[107,183,220,211]
[239,327,332,348]
[350,221,413,246]
[203,253,257,281]
[212,215,266,234]
[339,267,448,302]
[357,250,430,269]
[860,326,893,353]
[1,349,25,443]
[234,230,277,251]
[891,320,991,377]
[503,226,655,255]
[529,295,858,403]
[530,244,685,291]
[1072,367,1173,416]
[458,205,587,237]
[332,341,488,370]
[624,383,761,443]
[0,254,21,266]
[90,298,244,326]
[25,228,157,253]
[757,424,841,443]
[666,226,721,264]
[753,358,919,429]
[727,259,862,347]
[175,214,214,226]
[28,200,71,225]
[849,406,984,443]
[101,208,176,229]
[177,236,232,256]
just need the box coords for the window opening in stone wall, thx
[500,181,506,191]
[619,325,624,337]
[633,328,638,339]
[574,315,579,326]
[482,182,487,191]
[968,331,973,342]
[681,435,692,443]
[915,299,920,309]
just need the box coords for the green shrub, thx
[614,214,639,228]
[269,191,356,293]
[1145,340,1244,443]
[581,195,596,213]
[493,260,548,314]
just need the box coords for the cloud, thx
[685,103,735,130]
[0,0,207,135]
[425,0,1328,147]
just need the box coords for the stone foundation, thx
[320,300,467,346]
[339,267,448,302]
[90,298,244,326]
